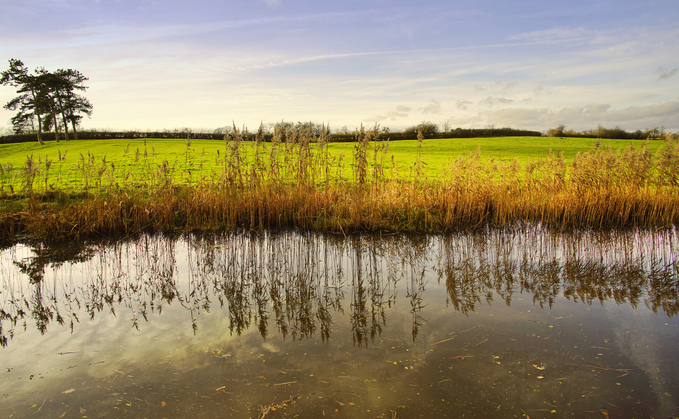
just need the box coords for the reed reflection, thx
[1,228,677,348]
[435,228,679,316]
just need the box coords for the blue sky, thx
[1,0,678,133]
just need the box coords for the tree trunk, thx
[29,87,44,145]
[57,94,70,141]
[53,113,60,142]
[36,114,44,145]
[60,111,70,141]
[71,118,79,141]
[64,96,79,140]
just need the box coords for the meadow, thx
[0,131,677,241]
[0,135,666,188]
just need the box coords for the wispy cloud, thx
[499,81,518,92]
[533,83,549,96]
[456,100,472,110]
[656,66,678,81]
[387,105,410,120]
[479,97,513,107]
[387,110,407,119]
[422,100,441,115]
[456,101,679,132]
[363,103,413,124]
[507,26,592,45]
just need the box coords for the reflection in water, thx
[1,228,679,418]
[1,228,677,348]
[438,229,679,317]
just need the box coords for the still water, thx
[1,228,678,418]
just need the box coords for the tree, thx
[39,68,92,142]
[547,125,565,137]
[39,68,68,142]
[1,59,49,144]
[417,121,439,137]
[1,59,92,144]
[404,121,439,138]
[64,94,93,141]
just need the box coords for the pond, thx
[1,228,678,418]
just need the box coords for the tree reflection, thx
[1,228,678,348]
[1,241,96,345]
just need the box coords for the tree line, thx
[1,59,92,144]
[0,126,543,145]
[546,124,672,140]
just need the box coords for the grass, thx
[0,132,677,241]
[0,136,666,188]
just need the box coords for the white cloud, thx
[422,100,441,115]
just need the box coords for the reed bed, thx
[1,129,678,241]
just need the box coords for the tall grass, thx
[1,133,678,241]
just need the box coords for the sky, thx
[0,0,678,134]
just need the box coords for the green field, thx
[0,136,663,192]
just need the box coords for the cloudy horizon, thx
[1,0,678,134]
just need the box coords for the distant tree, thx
[418,121,439,137]
[269,121,329,142]
[547,124,565,137]
[405,121,439,138]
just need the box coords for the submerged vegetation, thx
[0,126,678,241]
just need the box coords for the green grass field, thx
[328,136,662,178]
[0,136,663,192]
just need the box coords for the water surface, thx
[1,228,678,418]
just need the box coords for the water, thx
[1,228,678,418]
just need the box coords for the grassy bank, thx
[0,132,678,241]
